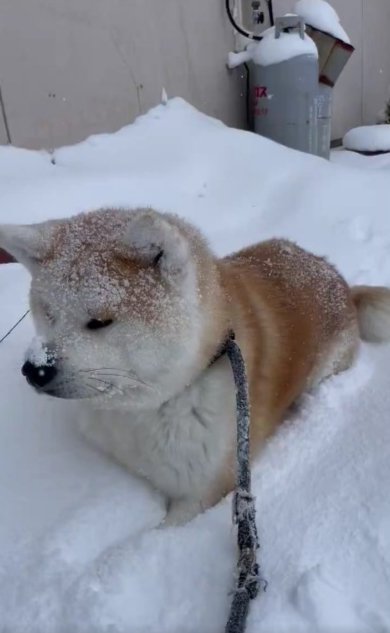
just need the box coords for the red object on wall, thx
[0,248,16,264]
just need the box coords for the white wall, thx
[362,0,390,124]
[0,0,246,149]
[0,0,389,148]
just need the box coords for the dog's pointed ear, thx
[0,221,56,272]
[122,212,193,283]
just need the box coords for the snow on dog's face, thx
[0,209,213,410]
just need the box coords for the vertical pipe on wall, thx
[0,86,12,144]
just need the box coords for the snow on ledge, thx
[343,125,390,153]
[294,0,351,44]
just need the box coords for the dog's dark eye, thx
[86,319,113,330]
[44,309,55,324]
[153,249,164,267]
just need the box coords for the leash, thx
[223,332,262,633]
[0,309,30,345]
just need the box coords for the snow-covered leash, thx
[221,332,262,633]
[0,309,30,345]
[0,253,30,345]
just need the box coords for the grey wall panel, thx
[362,0,390,124]
[0,0,245,149]
[328,0,363,139]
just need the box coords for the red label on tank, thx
[254,86,268,98]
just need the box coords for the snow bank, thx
[331,147,390,170]
[294,0,351,44]
[1,98,390,632]
[343,125,390,153]
[228,24,317,69]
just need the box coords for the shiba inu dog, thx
[1,208,390,525]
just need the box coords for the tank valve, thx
[251,1,264,24]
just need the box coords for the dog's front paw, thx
[160,497,205,528]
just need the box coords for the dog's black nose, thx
[21,361,57,388]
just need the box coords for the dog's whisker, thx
[95,374,151,388]
[80,367,142,378]
[91,378,145,393]
[84,382,104,396]
[86,382,119,397]
[80,367,138,376]
[85,376,126,396]
[86,376,113,388]
[80,368,154,390]
[97,376,155,392]
[88,372,142,386]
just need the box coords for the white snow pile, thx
[343,125,390,154]
[1,98,390,633]
[228,23,317,69]
[332,146,390,170]
[294,0,351,44]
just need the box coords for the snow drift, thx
[0,99,390,632]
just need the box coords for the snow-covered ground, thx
[1,99,390,633]
[331,146,390,170]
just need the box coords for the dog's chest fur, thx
[79,357,236,500]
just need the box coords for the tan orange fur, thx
[198,239,360,500]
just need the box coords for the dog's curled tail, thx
[352,285,390,343]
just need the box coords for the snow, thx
[1,98,390,632]
[343,125,390,153]
[294,0,351,44]
[228,23,317,69]
[228,48,253,69]
[25,336,56,366]
[332,146,390,170]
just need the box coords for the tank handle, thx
[275,15,305,40]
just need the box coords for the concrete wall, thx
[0,0,389,149]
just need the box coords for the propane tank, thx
[250,15,327,156]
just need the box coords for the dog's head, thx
[0,208,221,409]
